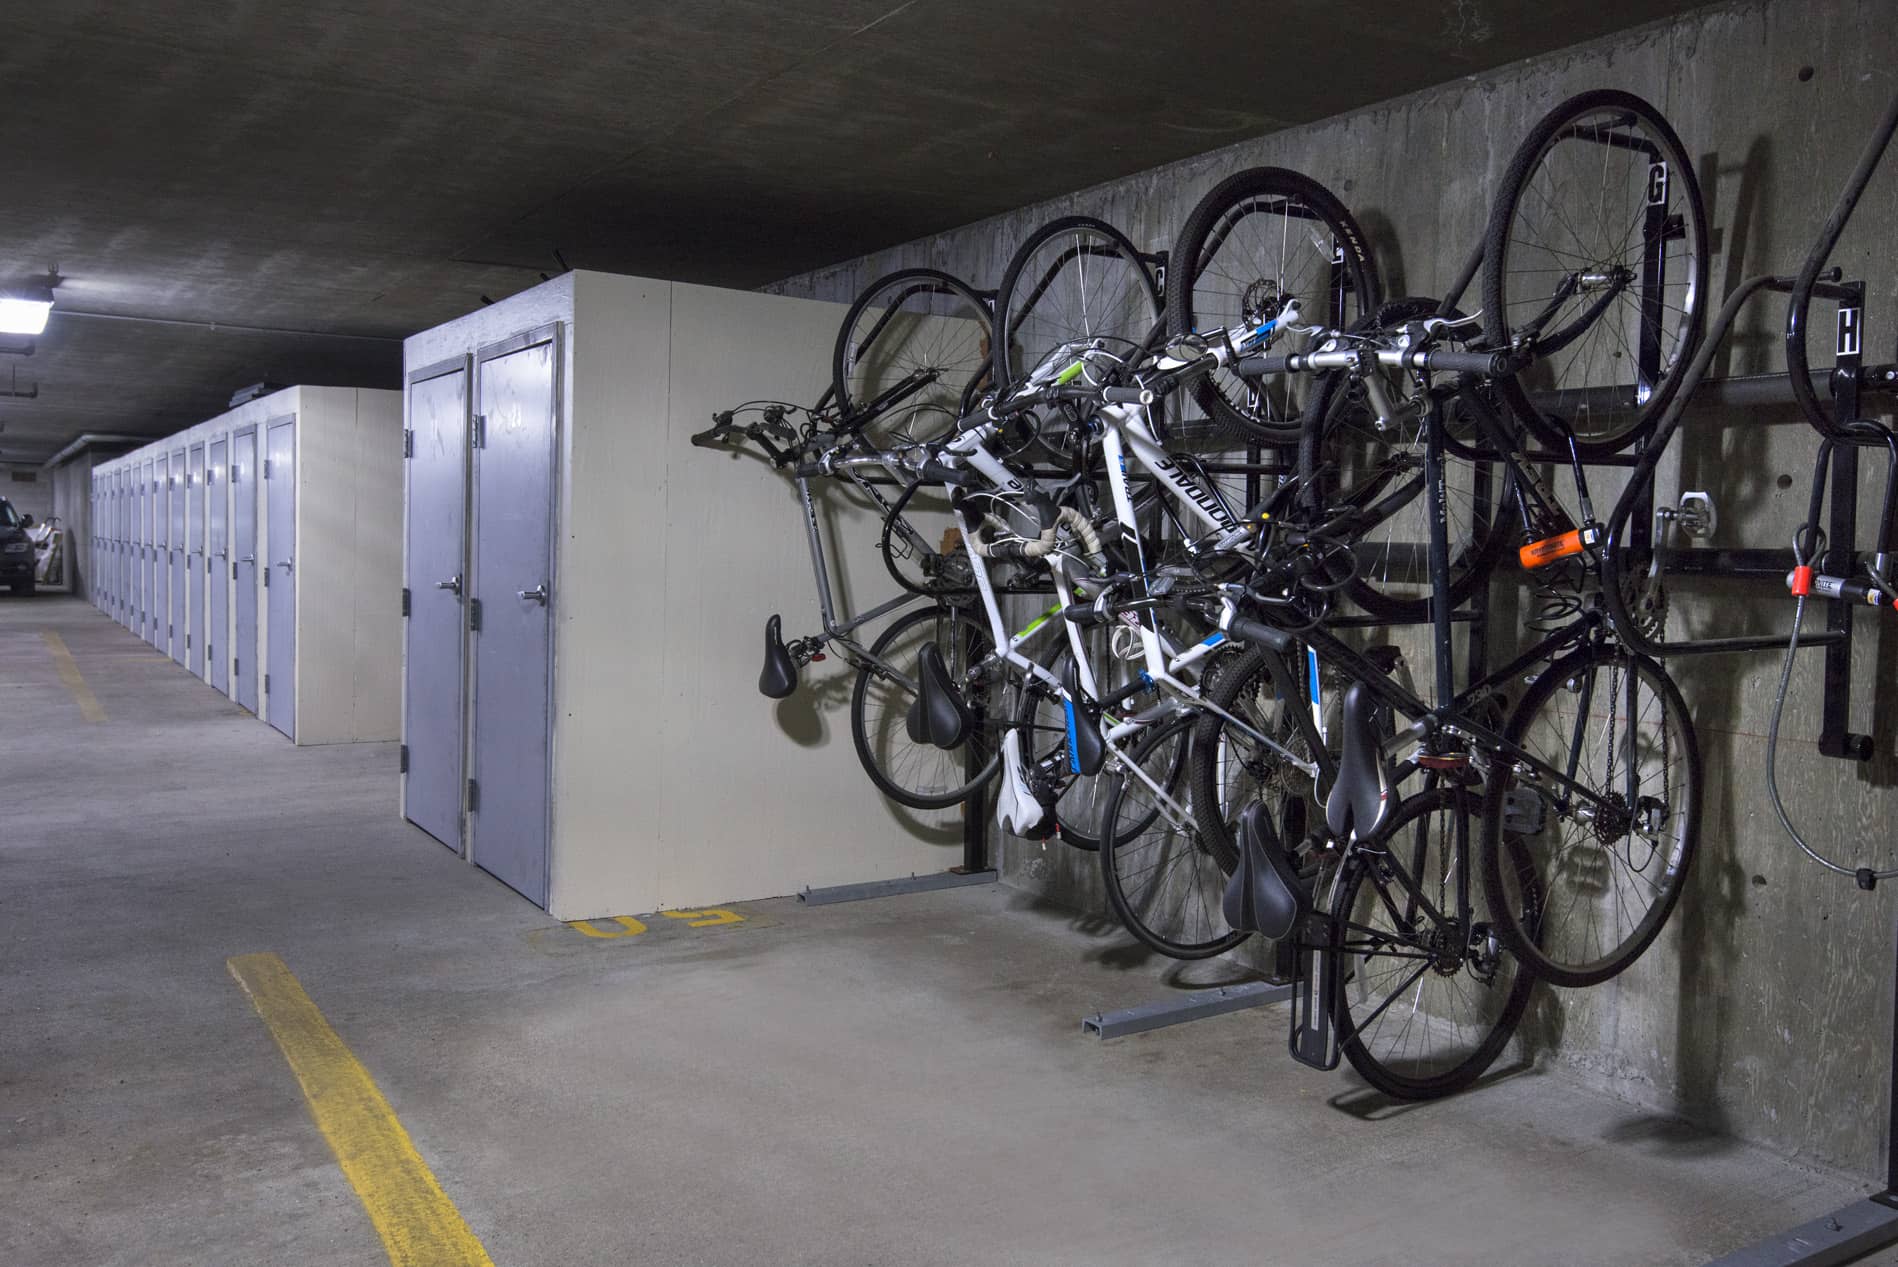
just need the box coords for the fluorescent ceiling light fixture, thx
[0,290,53,337]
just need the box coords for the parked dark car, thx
[1,498,36,595]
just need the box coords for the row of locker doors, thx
[402,329,559,908]
[93,419,297,737]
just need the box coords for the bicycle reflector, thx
[1519,527,1593,569]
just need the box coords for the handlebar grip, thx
[1233,354,1291,377]
[1421,349,1511,376]
[689,427,729,449]
[919,460,972,486]
[1100,385,1153,405]
[1225,615,1293,653]
[1063,605,1112,627]
[792,461,825,478]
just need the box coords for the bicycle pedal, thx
[1288,913,1343,1072]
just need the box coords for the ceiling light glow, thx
[0,295,53,337]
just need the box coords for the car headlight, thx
[3,541,29,554]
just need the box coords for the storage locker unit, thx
[88,386,404,744]
[207,436,230,694]
[403,271,963,920]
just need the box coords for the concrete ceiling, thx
[1,0,1710,463]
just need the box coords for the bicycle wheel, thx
[1188,646,1320,874]
[1334,787,1541,1099]
[1300,299,1512,622]
[992,215,1162,393]
[1479,642,1700,987]
[1166,167,1379,444]
[1012,630,1152,851]
[833,268,993,443]
[1099,713,1249,959]
[1482,89,1707,457]
[877,478,973,599]
[850,604,1000,809]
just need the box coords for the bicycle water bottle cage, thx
[1060,658,1106,777]
[1223,802,1311,941]
[1325,680,1393,841]
[905,641,972,750]
[758,614,799,700]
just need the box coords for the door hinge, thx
[234,657,240,678]
[469,597,482,632]
[467,778,479,812]
[263,567,269,588]
[263,459,272,479]
[471,414,486,449]
[264,673,271,695]
[403,429,414,458]
[232,561,239,580]
[401,586,410,617]
[399,744,409,774]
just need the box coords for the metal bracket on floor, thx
[1704,1196,1898,1266]
[1081,980,1293,1040]
[796,869,998,906]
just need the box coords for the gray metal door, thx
[404,359,471,853]
[469,329,558,906]
[232,429,260,714]
[135,468,145,635]
[265,418,297,739]
[187,445,205,677]
[154,455,171,652]
[168,450,187,666]
[144,459,158,644]
[208,438,230,694]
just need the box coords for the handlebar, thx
[793,450,975,486]
[1232,346,1517,379]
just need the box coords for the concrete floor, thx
[1,594,1888,1266]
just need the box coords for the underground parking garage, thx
[8,3,1898,1264]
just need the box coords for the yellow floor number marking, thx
[568,915,649,939]
[661,908,744,927]
[227,952,495,1267]
[42,631,107,723]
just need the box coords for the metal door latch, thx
[436,574,462,596]
[517,583,549,606]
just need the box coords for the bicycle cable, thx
[1764,526,1898,886]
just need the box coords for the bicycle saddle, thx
[758,614,798,700]
[1325,680,1393,841]
[1061,657,1105,777]
[1223,802,1310,941]
[906,641,972,750]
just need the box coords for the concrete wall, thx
[768,0,1898,1177]
[2,463,54,523]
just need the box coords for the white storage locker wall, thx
[89,386,403,744]
[402,270,962,920]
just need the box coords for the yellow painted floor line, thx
[41,630,107,723]
[227,953,495,1267]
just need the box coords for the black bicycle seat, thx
[758,614,798,700]
[1223,802,1310,941]
[1325,680,1393,841]
[906,641,971,750]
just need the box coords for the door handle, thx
[517,583,549,606]
[436,574,462,595]
[276,560,294,573]
[238,554,255,565]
